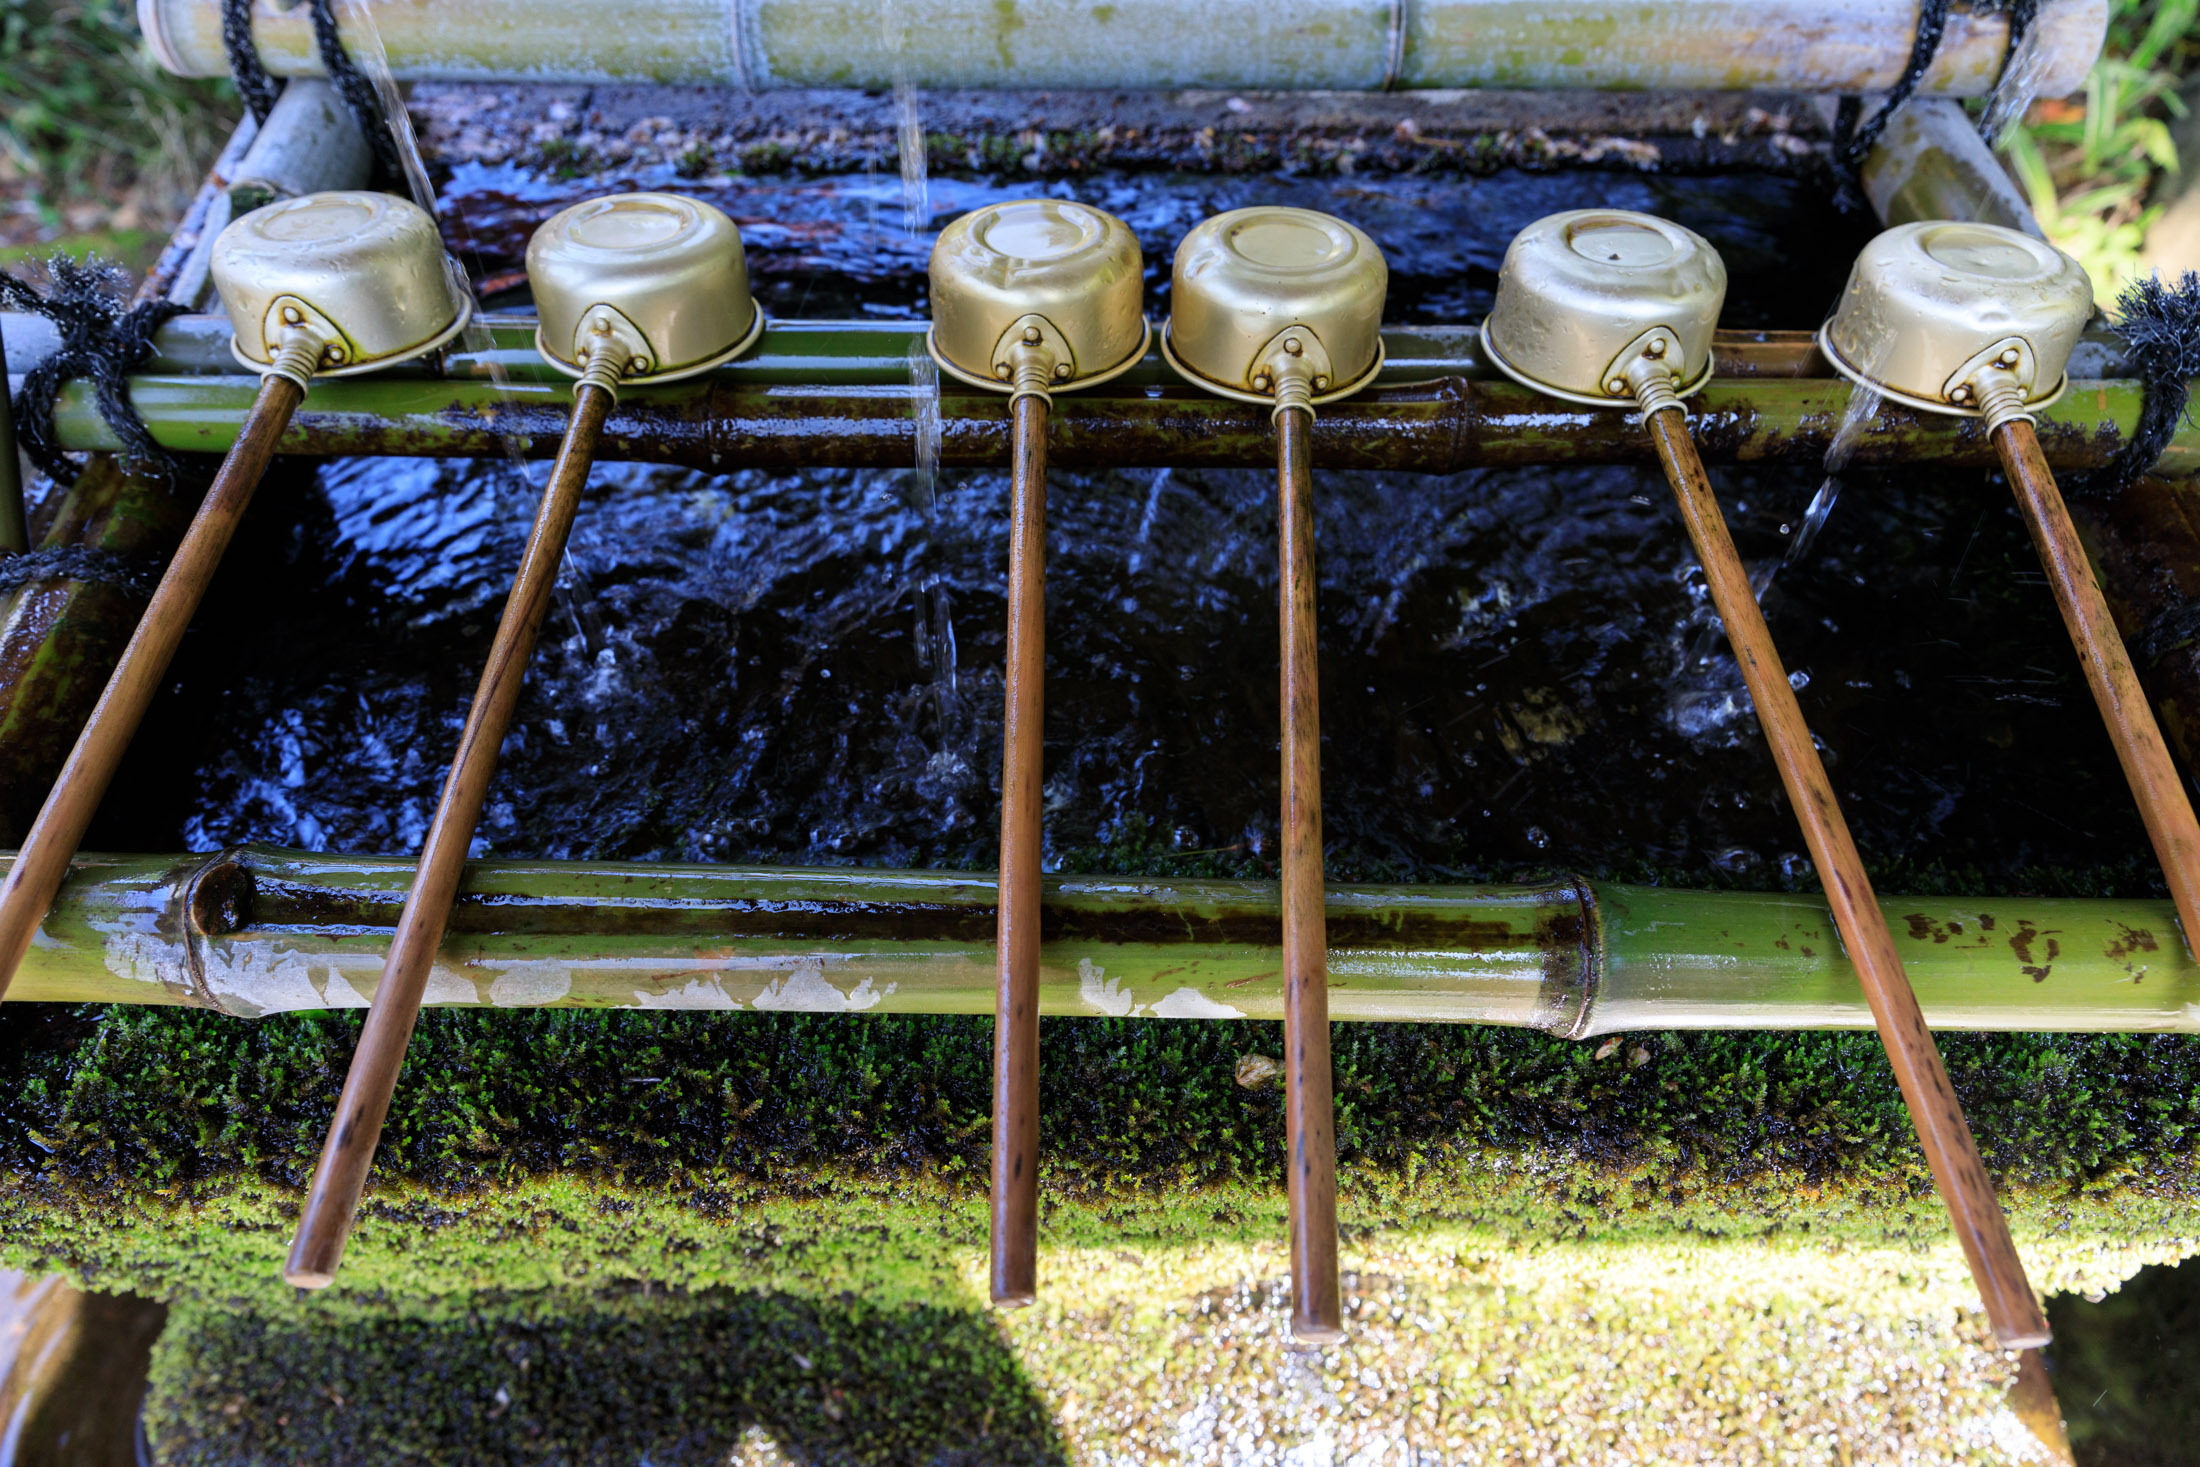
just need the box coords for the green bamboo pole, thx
[137,0,2104,97]
[22,367,2188,474]
[8,846,2194,1031]
[1,314,2139,388]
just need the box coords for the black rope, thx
[306,0,402,181]
[2068,272,2200,501]
[1831,0,1953,177]
[0,546,163,599]
[0,257,186,489]
[220,0,281,126]
[1996,0,2043,81]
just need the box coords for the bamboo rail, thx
[10,360,2188,476]
[137,0,2105,97]
[0,376,304,1001]
[10,846,2195,1031]
[5,316,2149,385]
[1645,399,2047,1348]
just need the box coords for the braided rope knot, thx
[0,256,187,487]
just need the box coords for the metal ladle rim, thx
[1814,322,2070,420]
[226,297,474,380]
[1158,323,1385,407]
[925,318,1152,395]
[1478,318,1714,410]
[533,305,766,387]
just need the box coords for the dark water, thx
[434,157,1861,325]
[84,162,2159,892]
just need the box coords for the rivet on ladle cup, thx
[1483,207,2050,1351]
[928,198,1147,1309]
[285,192,761,1289]
[1821,224,2200,950]
[1164,205,1388,1344]
[0,190,469,1004]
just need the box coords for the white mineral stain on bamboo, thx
[1078,958,1145,1017]
[206,951,341,1016]
[628,976,743,1010]
[485,963,574,1007]
[750,966,893,1012]
[1149,986,1246,1020]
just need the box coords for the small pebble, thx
[1235,1053,1280,1089]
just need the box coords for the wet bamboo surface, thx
[1995,420,2200,950]
[285,380,615,1288]
[11,846,2200,1030]
[991,392,1046,1308]
[29,372,2189,476]
[11,317,2187,474]
[1646,404,2050,1350]
[1277,405,1342,1344]
[0,372,302,1001]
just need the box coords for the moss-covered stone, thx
[5,1002,2198,1458]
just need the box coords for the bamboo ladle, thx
[285,193,764,1288]
[1163,206,1388,1344]
[1821,222,2200,949]
[1482,208,2048,1349]
[0,190,469,1001]
[927,199,1148,1308]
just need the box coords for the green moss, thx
[145,1289,1067,1466]
[6,1000,2200,1224]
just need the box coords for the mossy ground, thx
[4,1001,2199,1459]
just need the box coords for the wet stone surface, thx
[85,162,2161,894]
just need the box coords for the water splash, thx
[1980,16,2054,150]
[1669,332,1889,740]
[327,0,599,656]
[905,338,958,706]
[883,0,931,238]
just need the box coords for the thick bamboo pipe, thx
[10,845,2200,1027]
[992,392,1046,1308]
[0,327,25,555]
[0,372,302,1001]
[136,0,2105,97]
[1644,400,2050,1350]
[285,378,614,1288]
[23,365,2190,477]
[1995,418,2200,947]
[1,315,2148,389]
[1276,404,1342,1344]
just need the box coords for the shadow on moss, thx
[145,1288,1068,1466]
[2049,1256,2200,1467]
[5,1002,2199,1205]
